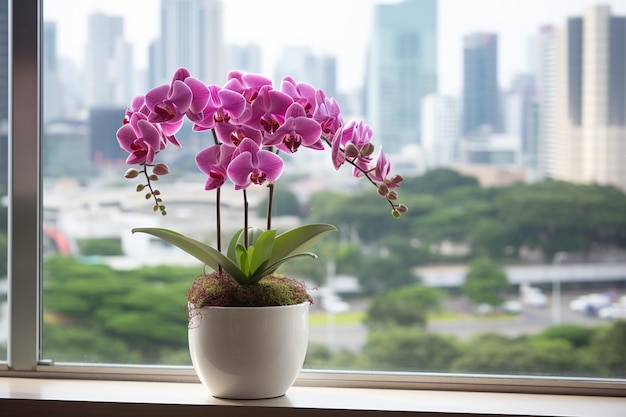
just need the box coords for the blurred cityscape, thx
[1,0,626,367]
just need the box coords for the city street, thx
[308,289,618,352]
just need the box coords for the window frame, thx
[2,0,626,400]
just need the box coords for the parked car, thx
[520,286,548,308]
[502,299,523,314]
[598,295,626,320]
[569,293,612,315]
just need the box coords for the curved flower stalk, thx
[117,67,408,285]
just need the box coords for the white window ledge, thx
[1,377,625,417]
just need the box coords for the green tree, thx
[365,284,444,329]
[356,253,414,294]
[401,168,479,196]
[493,181,626,260]
[308,190,411,244]
[77,237,124,256]
[42,256,196,362]
[536,324,600,349]
[362,326,460,372]
[451,333,582,376]
[469,218,512,259]
[588,320,626,378]
[462,257,509,306]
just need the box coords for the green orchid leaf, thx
[249,230,276,275]
[270,224,337,265]
[235,244,250,275]
[260,252,319,277]
[237,226,266,248]
[132,227,249,284]
[227,228,245,263]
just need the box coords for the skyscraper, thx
[553,5,626,190]
[536,25,557,180]
[366,0,438,154]
[421,93,459,169]
[153,0,224,86]
[84,12,133,108]
[227,43,262,75]
[274,46,337,100]
[43,21,61,124]
[462,33,501,137]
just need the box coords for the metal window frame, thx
[2,0,626,399]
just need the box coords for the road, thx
[308,289,617,352]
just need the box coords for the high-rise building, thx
[421,94,459,169]
[227,43,262,75]
[43,21,62,124]
[535,25,558,180]
[84,12,133,108]
[153,0,224,86]
[273,47,337,99]
[366,0,438,154]
[553,5,626,190]
[89,107,129,169]
[462,33,501,137]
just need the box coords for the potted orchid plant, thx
[116,67,406,398]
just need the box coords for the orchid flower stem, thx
[210,128,223,274]
[243,188,249,249]
[142,165,162,210]
[267,183,274,231]
[216,187,222,248]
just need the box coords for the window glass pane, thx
[41,0,626,379]
[0,0,7,363]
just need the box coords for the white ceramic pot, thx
[188,302,309,399]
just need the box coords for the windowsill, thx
[1,377,625,417]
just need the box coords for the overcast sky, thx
[43,0,626,95]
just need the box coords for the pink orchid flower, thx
[145,69,194,125]
[244,85,293,137]
[195,144,236,190]
[267,102,323,153]
[226,138,284,190]
[313,89,343,138]
[224,71,273,123]
[116,112,162,165]
[215,122,263,148]
[191,84,247,131]
[331,120,374,176]
[281,76,316,117]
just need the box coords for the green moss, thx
[186,272,313,308]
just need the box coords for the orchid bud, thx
[136,184,146,192]
[152,189,161,195]
[152,163,170,176]
[388,190,398,200]
[148,174,159,181]
[344,143,359,159]
[390,174,404,184]
[377,183,389,197]
[145,193,152,200]
[360,142,375,157]
[392,209,401,219]
[396,204,408,213]
[125,168,140,179]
